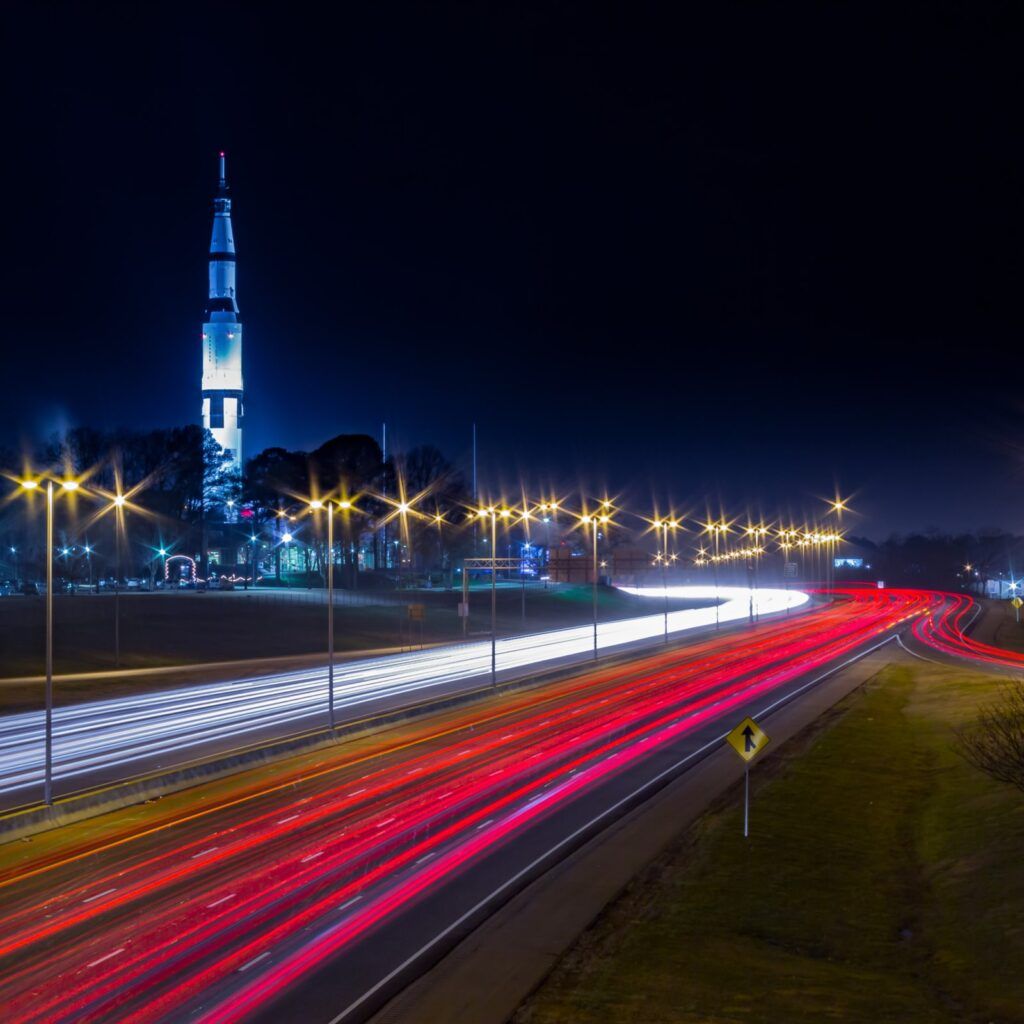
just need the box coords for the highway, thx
[906,591,1024,669]
[0,587,939,1023]
[0,586,806,808]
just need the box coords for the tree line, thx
[0,426,474,583]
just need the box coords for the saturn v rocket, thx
[200,152,243,477]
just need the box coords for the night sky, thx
[3,3,1021,536]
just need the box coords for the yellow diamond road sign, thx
[1012,597,1023,609]
[727,717,769,763]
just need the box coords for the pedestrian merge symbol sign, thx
[1012,597,1023,609]
[727,717,769,763]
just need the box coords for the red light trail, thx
[0,588,994,1023]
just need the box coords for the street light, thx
[309,499,336,730]
[109,492,128,668]
[703,521,728,630]
[580,511,610,659]
[476,505,512,685]
[652,518,679,643]
[17,474,81,805]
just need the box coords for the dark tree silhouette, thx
[955,681,1024,794]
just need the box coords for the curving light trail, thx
[0,587,807,806]
[912,590,1024,668]
[0,588,936,1024]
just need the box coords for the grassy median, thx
[514,662,1024,1024]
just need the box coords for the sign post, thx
[726,716,770,838]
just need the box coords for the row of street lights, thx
[7,466,849,802]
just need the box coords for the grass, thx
[971,598,1024,655]
[514,662,1024,1024]
[0,586,709,709]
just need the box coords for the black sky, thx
[2,2,1021,536]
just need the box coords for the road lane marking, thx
[191,847,219,859]
[82,888,116,904]
[301,851,323,863]
[277,814,299,824]
[238,951,271,972]
[86,947,124,968]
[206,893,237,908]
[338,896,362,911]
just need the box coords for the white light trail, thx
[0,587,807,803]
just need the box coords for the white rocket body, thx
[200,153,243,475]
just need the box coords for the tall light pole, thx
[310,500,335,730]
[581,511,610,659]
[824,497,847,602]
[45,482,54,803]
[653,518,678,643]
[477,507,499,685]
[18,475,79,805]
[779,532,793,616]
[112,493,126,669]
[705,522,727,630]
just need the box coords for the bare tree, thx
[954,680,1024,793]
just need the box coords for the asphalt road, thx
[0,587,934,1024]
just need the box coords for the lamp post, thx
[475,505,513,685]
[653,518,678,643]
[538,501,559,590]
[824,498,847,602]
[309,500,335,730]
[112,494,127,668]
[18,475,80,805]
[705,522,727,630]
[476,507,498,685]
[581,511,610,659]
[780,533,794,616]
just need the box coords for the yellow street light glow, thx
[397,502,410,514]
[309,499,324,510]
[500,509,511,519]
[61,480,80,492]
[477,508,489,518]
[112,494,126,507]
[20,479,39,490]
[338,500,352,510]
